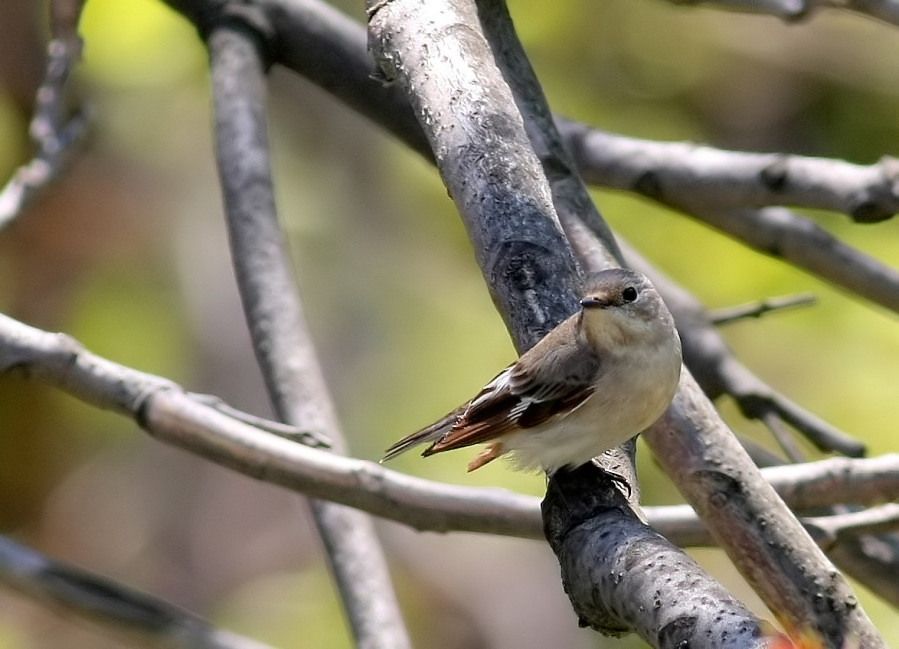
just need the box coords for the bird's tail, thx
[381,409,460,462]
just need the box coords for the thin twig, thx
[616,236,866,458]
[0,0,89,228]
[760,410,807,463]
[189,393,330,447]
[207,23,410,649]
[664,0,809,20]
[662,0,899,26]
[650,503,899,549]
[804,504,899,550]
[708,293,817,326]
[0,535,273,649]
[698,206,899,314]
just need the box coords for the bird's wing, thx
[424,329,601,455]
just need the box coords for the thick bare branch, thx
[542,466,764,645]
[206,23,410,649]
[0,1,89,228]
[556,121,899,224]
[0,535,273,649]
[367,0,580,350]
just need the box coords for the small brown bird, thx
[382,268,682,473]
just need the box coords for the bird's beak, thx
[580,295,610,309]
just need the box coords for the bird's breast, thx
[503,336,681,472]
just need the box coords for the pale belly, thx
[503,347,681,472]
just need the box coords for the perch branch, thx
[542,465,768,643]
[0,535,273,649]
[557,186,882,645]
[206,22,410,649]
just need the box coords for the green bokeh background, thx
[0,0,897,647]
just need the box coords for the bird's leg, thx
[604,469,632,500]
[467,443,503,471]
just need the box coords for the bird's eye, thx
[622,286,638,303]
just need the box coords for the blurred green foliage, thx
[0,0,897,647]
[214,569,353,648]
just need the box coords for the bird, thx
[382,268,682,473]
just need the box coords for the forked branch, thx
[206,21,410,649]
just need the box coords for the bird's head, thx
[577,268,673,347]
